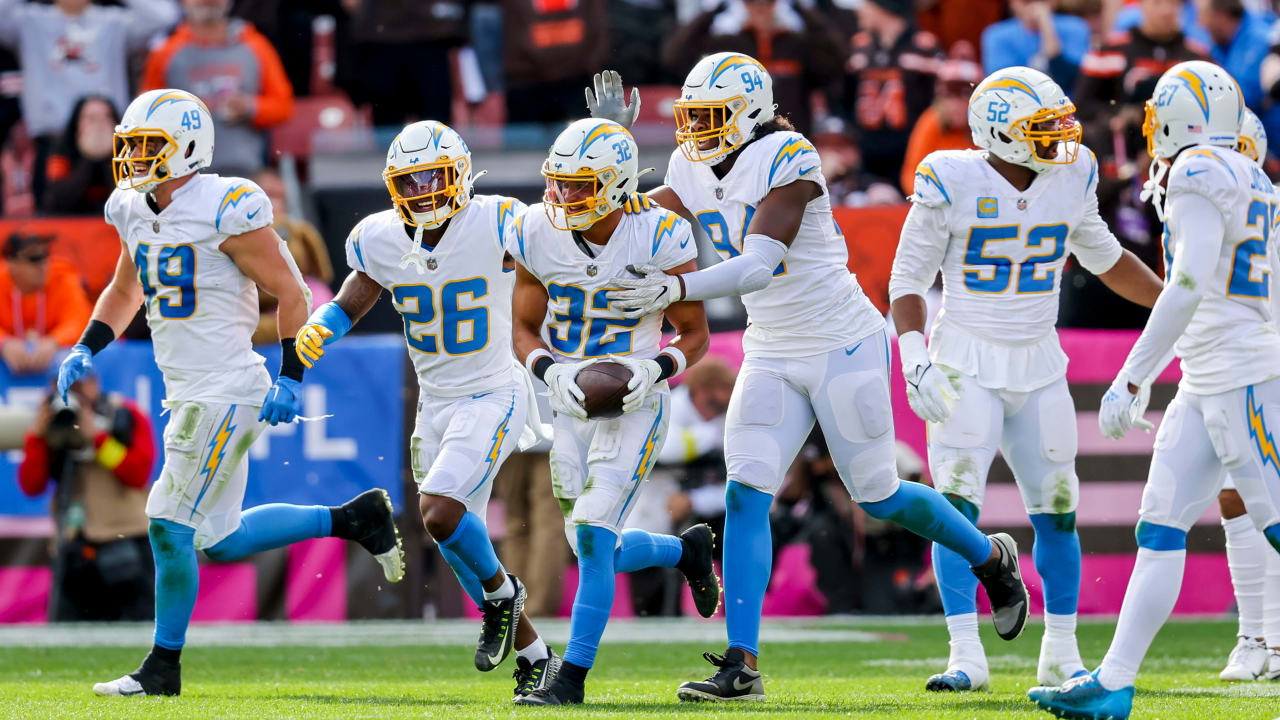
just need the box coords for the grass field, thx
[1,618,1277,719]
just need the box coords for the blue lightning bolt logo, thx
[471,399,515,495]
[767,138,816,185]
[1248,387,1280,478]
[652,212,681,257]
[215,184,259,232]
[190,406,236,518]
[913,163,952,204]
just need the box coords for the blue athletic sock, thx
[860,481,993,566]
[437,512,502,609]
[1030,512,1081,615]
[613,528,683,572]
[931,495,981,617]
[1264,523,1280,555]
[149,519,198,650]
[203,504,332,562]
[564,524,618,669]
[724,481,772,657]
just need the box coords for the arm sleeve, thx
[651,212,697,271]
[1067,157,1124,275]
[94,402,155,488]
[17,433,50,497]
[244,29,295,129]
[121,0,180,47]
[888,202,949,302]
[215,181,274,236]
[1118,192,1224,384]
[680,234,788,300]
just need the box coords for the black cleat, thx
[513,648,563,698]
[476,574,526,671]
[93,654,181,697]
[677,649,764,702]
[512,675,583,706]
[972,532,1028,641]
[335,488,404,582]
[676,524,721,618]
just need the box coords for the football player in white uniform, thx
[889,67,1164,692]
[1029,61,1280,720]
[592,54,1030,702]
[55,89,404,698]
[292,121,561,698]
[509,118,720,706]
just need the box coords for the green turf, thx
[1,619,1276,719]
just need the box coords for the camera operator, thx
[18,372,156,621]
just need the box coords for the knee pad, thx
[929,450,988,506]
[1037,389,1078,465]
[725,453,782,494]
[825,370,891,443]
[563,517,578,557]
[570,477,628,530]
[1135,520,1187,551]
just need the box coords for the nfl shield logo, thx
[152,220,160,233]
[1017,198,1028,211]
[586,264,598,277]
[426,256,438,271]
[715,187,724,200]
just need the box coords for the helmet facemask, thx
[113,130,178,192]
[1237,134,1260,163]
[1012,104,1081,169]
[542,163,621,231]
[673,97,750,165]
[385,156,470,229]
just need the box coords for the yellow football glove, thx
[622,193,653,214]
[295,324,333,369]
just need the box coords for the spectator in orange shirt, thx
[899,52,982,195]
[0,231,92,375]
[141,0,294,176]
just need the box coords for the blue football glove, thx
[57,344,93,403]
[259,377,302,425]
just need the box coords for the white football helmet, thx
[1143,60,1242,160]
[384,120,474,229]
[1238,107,1267,167]
[113,89,214,194]
[542,118,638,231]
[968,67,1081,173]
[673,52,775,166]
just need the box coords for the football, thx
[576,361,632,419]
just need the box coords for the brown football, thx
[576,361,633,419]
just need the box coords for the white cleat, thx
[92,675,146,697]
[374,546,405,584]
[1265,649,1280,681]
[1220,635,1269,681]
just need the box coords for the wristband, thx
[526,348,553,379]
[309,301,353,343]
[655,354,677,380]
[77,320,115,355]
[279,338,306,382]
[657,346,687,379]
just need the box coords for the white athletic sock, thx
[1044,612,1078,642]
[1222,514,1267,640]
[945,612,987,677]
[1098,548,1185,691]
[516,636,549,662]
[483,574,514,601]
[1265,548,1280,649]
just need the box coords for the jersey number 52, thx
[963,224,1068,295]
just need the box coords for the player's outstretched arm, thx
[660,259,710,370]
[222,226,310,425]
[294,270,383,369]
[1095,250,1164,309]
[57,240,145,401]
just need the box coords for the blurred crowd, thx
[6,0,1280,620]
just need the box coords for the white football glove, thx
[898,331,956,424]
[543,360,594,422]
[1099,374,1154,440]
[612,355,663,414]
[608,264,683,319]
[585,70,641,128]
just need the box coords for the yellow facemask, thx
[541,163,618,231]
[384,157,468,228]
[1012,104,1082,165]
[112,129,177,191]
[673,97,749,164]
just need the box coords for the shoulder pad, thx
[1167,147,1241,204]
[909,152,958,207]
[213,179,272,235]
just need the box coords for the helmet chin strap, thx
[1139,157,1169,223]
[400,224,429,273]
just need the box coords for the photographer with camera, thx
[18,370,156,621]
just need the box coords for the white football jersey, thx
[510,204,696,362]
[892,148,1123,392]
[345,195,523,397]
[664,130,884,357]
[104,173,274,405]
[1162,145,1280,395]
